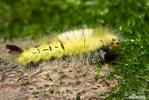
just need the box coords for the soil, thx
[0,43,120,100]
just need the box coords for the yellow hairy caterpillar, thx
[6,27,120,66]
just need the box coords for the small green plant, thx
[94,62,101,80]
[76,93,81,100]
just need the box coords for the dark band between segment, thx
[49,46,52,51]
[59,41,65,50]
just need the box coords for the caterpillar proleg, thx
[6,27,120,66]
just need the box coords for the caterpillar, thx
[6,27,120,66]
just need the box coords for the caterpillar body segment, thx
[16,42,65,65]
[6,27,120,66]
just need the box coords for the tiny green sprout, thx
[76,93,81,100]
[94,61,101,80]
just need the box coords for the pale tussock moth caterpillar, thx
[6,27,120,66]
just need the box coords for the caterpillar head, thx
[101,34,120,49]
[110,36,120,48]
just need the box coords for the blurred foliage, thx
[1,0,149,99]
[0,0,112,41]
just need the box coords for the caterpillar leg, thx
[88,46,110,65]
[88,51,96,65]
[100,46,110,52]
[24,60,42,69]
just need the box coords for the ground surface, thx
[0,44,120,100]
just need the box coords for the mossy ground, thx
[0,0,149,99]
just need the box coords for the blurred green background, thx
[1,0,149,99]
[1,0,112,41]
[0,0,147,41]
